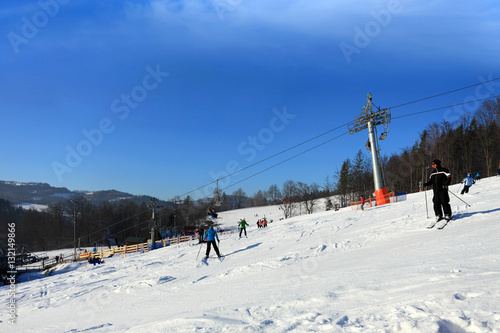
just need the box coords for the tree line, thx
[0,196,212,252]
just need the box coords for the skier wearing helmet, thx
[461,173,476,195]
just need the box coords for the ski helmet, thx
[468,173,471,177]
[432,159,441,166]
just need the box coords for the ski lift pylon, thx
[212,179,223,207]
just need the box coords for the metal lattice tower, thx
[349,93,391,205]
[148,198,162,250]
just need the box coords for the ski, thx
[438,218,452,229]
[201,255,225,262]
[434,219,448,229]
[427,221,438,229]
[427,217,443,229]
[438,220,450,229]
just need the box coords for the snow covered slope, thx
[2,177,500,332]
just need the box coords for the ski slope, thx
[2,177,500,332]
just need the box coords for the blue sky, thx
[1,0,499,202]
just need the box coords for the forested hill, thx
[0,180,153,206]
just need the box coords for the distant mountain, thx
[0,180,171,207]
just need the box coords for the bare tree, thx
[252,190,267,207]
[323,176,334,196]
[475,99,500,176]
[232,188,247,209]
[266,184,282,205]
[296,182,318,214]
[279,180,297,219]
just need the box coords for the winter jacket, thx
[462,176,475,187]
[238,220,249,229]
[424,166,451,192]
[204,227,219,242]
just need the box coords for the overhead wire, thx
[171,78,500,201]
[221,132,350,192]
[390,77,500,109]
[392,94,500,120]
[176,120,355,200]
[217,92,500,192]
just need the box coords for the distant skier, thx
[360,195,366,211]
[197,227,205,244]
[461,174,476,195]
[475,172,480,180]
[238,218,249,238]
[207,208,218,219]
[204,226,221,258]
[424,159,452,222]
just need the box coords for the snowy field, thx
[2,177,500,332]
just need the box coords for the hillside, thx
[0,180,169,207]
[1,177,500,332]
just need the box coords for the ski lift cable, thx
[174,120,354,200]
[392,94,500,120]
[220,132,350,192]
[174,83,500,201]
[221,121,353,180]
[216,80,500,190]
[218,93,500,192]
[390,77,500,109]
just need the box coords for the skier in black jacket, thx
[424,159,452,221]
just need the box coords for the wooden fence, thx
[79,234,197,259]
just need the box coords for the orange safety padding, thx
[374,187,390,206]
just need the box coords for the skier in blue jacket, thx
[204,226,221,258]
[461,173,476,195]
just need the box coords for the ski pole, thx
[196,242,203,260]
[457,183,463,193]
[448,189,471,207]
[424,189,429,218]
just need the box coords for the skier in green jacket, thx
[238,219,249,238]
